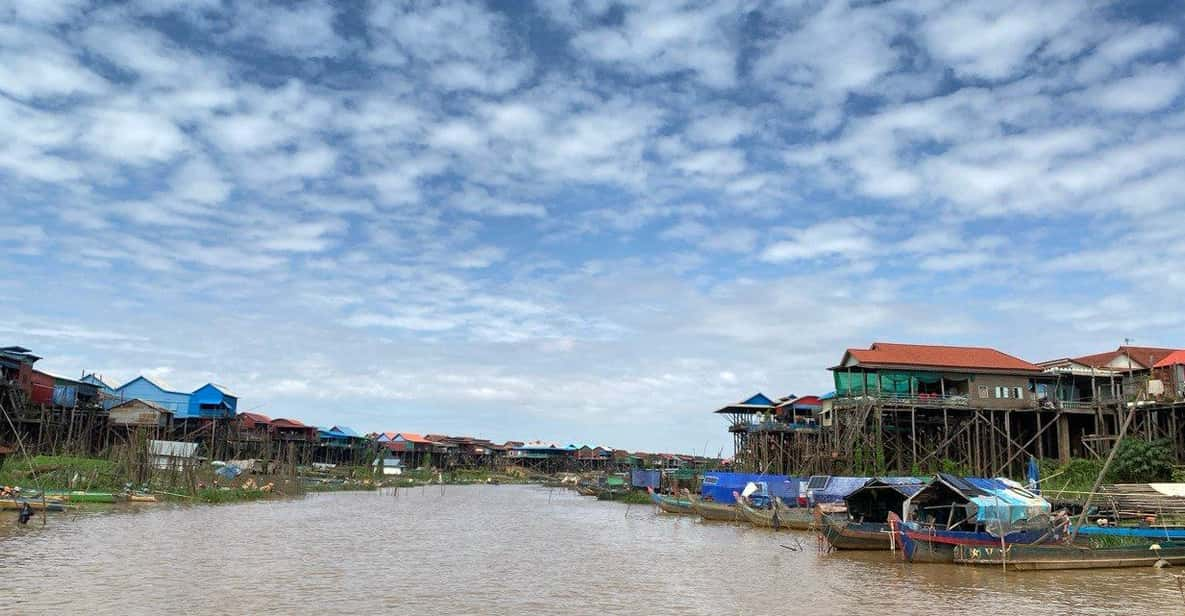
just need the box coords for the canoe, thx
[954,540,1185,571]
[0,498,67,512]
[820,514,894,550]
[648,487,694,514]
[1074,525,1185,541]
[128,494,158,503]
[684,489,739,522]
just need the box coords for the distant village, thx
[0,345,720,473]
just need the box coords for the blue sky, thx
[3,1,1184,455]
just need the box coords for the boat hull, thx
[954,541,1185,571]
[737,498,792,530]
[895,522,1050,564]
[821,517,893,550]
[648,488,694,514]
[686,492,739,522]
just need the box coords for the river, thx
[0,485,1178,614]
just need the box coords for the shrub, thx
[1109,438,1173,483]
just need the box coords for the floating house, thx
[1040,345,1180,406]
[271,418,317,442]
[0,346,39,398]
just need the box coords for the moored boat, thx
[1,498,67,512]
[735,492,793,530]
[684,489,739,522]
[648,487,693,514]
[954,540,1185,571]
[820,478,924,551]
[891,474,1055,563]
[44,490,120,504]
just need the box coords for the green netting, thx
[835,371,879,395]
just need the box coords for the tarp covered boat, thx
[820,477,925,551]
[891,474,1054,563]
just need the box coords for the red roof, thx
[271,418,309,429]
[238,412,272,424]
[793,395,822,407]
[837,342,1042,373]
[1154,350,1185,368]
[1074,346,1179,370]
[394,432,432,444]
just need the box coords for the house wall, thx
[30,371,54,405]
[109,403,169,427]
[968,374,1035,409]
[188,384,237,419]
[114,379,191,416]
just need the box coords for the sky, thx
[2,1,1185,456]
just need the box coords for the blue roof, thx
[741,392,774,406]
[331,425,361,438]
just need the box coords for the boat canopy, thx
[905,474,1051,534]
[701,472,801,504]
[843,477,926,523]
[806,475,871,505]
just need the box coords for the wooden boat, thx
[44,490,119,504]
[1,498,67,512]
[773,498,818,530]
[127,494,158,503]
[595,488,628,501]
[735,493,789,529]
[953,540,1185,571]
[576,485,599,497]
[1074,524,1185,541]
[820,514,894,550]
[890,515,1051,563]
[648,487,693,514]
[684,489,739,522]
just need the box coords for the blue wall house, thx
[188,383,238,419]
[113,376,191,416]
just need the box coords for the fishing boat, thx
[735,492,792,529]
[772,498,816,530]
[684,489,739,522]
[890,474,1054,563]
[127,493,158,503]
[1073,524,1185,541]
[953,540,1185,570]
[647,487,693,514]
[819,478,924,551]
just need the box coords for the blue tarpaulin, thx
[701,472,802,504]
[631,469,660,489]
[807,476,872,505]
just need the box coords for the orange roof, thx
[837,342,1042,373]
[1075,346,1179,370]
[1154,350,1185,368]
[238,412,271,424]
[394,432,433,444]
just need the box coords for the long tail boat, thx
[735,492,790,529]
[820,514,895,550]
[954,540,1185,570]
[819,478,925,550]
[773,497,819,530]
[683,489,739,522]
[648,487,693,514]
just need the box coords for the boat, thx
[648,487,694,514]
[820,478,925,551]
[1073,524,1185,541]
[43,490,119,504]
[735,492,792,529]
[576,484,600,497]
[890,474,1055,563]
[954,540,1185,571]
[772,498,817,530]
[127,494,158,503]
[683,489,739,522]
[1,498,67,512]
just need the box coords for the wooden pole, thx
[1071,404,1137,540]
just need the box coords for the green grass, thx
[0,455,123,491]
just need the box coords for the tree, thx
[1109,438,1173,483]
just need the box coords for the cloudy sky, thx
[3,1,1184,455]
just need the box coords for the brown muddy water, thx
[0,485,1178,615]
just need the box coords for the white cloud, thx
[1082,64,1185,113]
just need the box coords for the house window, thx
[978,385,989,398]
